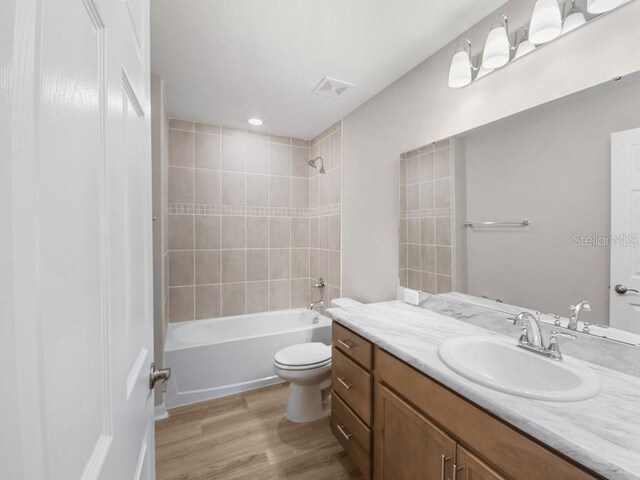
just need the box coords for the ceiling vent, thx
[313,77,354,98]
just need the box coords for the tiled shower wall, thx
[399,139,453,293]
[166,118,341,322]
[309,123,342,304]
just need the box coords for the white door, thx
[1,0,156,478]
[610,127,640,334]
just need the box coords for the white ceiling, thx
[151,0,508,139]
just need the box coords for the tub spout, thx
[308,301,324,310]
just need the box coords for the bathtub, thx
[163,308,332,408]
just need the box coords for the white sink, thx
[438,336,601,402]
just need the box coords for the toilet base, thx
[285,380,332,423]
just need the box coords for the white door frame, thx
[610,127,640,334]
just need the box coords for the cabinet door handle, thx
[337,377,353,389]
[453,464,463,480]
[336,424,352,441]
[337,339,353,349]
[440,454,452,480]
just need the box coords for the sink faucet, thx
[513,312,577,360]
[568,300,591,331]
[513,312,545,348]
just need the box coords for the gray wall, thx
[341,0,640,303]
[461,78,640,324]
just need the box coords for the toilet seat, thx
[274,358,331,371]
[274,343,331,370]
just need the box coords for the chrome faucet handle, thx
[549,314,562,327]
[315,277,325,289]
[582,322,591,334]
[518,326,529,346]
[547,331,577,360]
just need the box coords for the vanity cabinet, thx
[374,348,599,480]
[456,446,505,480]
[331,323,601,480]
[374,383,456,479]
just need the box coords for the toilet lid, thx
[274,343,331,367]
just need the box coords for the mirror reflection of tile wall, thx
[399,139,453,294]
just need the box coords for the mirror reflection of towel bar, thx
[464,220,530,228]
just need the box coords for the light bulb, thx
[476,65,494,80]
[515,39,536,59]
[448,49,472,88]
[482,24,511,69]
[562,10,586,34]
[529,0,562,45]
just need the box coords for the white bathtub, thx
[163,309,332,408]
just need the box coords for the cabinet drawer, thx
[332,392,371,454]
[332,347,372,426]
[333,322,373,370]
[331,413,371,479]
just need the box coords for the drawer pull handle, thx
[440,455,452,480]
[337,339,353,350]
[453,464,463,480]
[336,424,352,441]
[337,377,353,389]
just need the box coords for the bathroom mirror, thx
[400,72,640,341]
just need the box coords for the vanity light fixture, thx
[562,0,587,34]
[482,17,512,69]
[529,0,563,45]
[587,0,627,13]
[248,118,263,126]
[447,0,631,88]
[448,40,477,88]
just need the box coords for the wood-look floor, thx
[156,384,364,480]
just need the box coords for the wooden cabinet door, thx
[374,383,456,480]
[456,445,505,480]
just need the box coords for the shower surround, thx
[165,119,342,322]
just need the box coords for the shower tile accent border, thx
[167,203,341,217]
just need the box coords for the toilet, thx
[274,342,332,423]
[274,298,363,423]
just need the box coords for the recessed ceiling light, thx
[248,118,263,126]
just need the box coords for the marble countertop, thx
[328,300,640,480]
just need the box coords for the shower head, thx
[307,156,326,175]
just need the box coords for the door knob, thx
[614,284,639,295]
[149,362,171,390]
